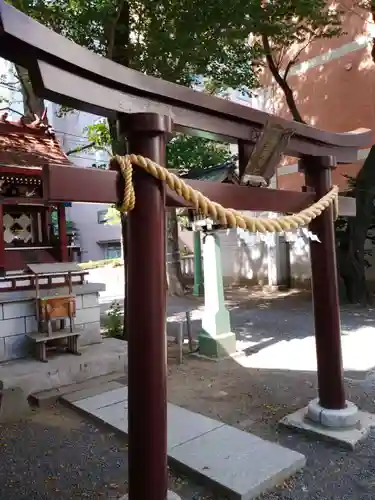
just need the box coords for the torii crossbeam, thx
[0,2,372,499]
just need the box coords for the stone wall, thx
[179,226,270,286]
[0,282,104,362]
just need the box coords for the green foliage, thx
[85,121,112,154]
[256,0,342,46]
[11,0,344,98]
[10,0,259,90]
[335,172,375,271]
[86,121,232,171]
[104,300,123,337]
[167,135,232,172]
[105,205,121,225]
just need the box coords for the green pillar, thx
[198,232,237,358]
[193,231,204,296]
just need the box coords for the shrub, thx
[104,300,123,337]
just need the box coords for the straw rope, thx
[109,154,338,233]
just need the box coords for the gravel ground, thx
[4,289,375,499]
[0,404,213,500]
[2,386,375,500]
[165,288,375,499]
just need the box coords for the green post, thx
[193,231,204,296]
[198,232,236,358]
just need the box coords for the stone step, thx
[30,373,126,407]
[0,338,127,397]
[62,385,306,500]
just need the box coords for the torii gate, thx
[0,2,372,499]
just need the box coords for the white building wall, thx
[46,104,122,262]
[179,212,271,286]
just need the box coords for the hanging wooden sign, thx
[241,120,295,185]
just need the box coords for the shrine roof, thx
[0,115,73,169]
[181,157,237,182]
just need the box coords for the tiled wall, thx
[0,292,102,362]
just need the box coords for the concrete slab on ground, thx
[280,406,375,450]
[30,376,125,407]
[63,384,306,500]
[73,386,128,412]
[169,424,306,500]
[120,492,181,500]
[0,338,127,396]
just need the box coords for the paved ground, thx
[62,384,305,499]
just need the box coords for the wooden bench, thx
[26,330,81,363]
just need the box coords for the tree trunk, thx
[337,146,375,305]
[106,1,131,338]
[166,209,186,296]
[107,117,129,337]
[15,65,45,118]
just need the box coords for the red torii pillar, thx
[122,113,171,500]
[301,156,358,426]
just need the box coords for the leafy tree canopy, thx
[9,0,343,94]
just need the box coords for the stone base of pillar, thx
[198,331,237,358]
[193,282,204,297]
[306,398,359,428]
[280,400,375,450]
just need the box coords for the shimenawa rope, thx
[109,154,339,233]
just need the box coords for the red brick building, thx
[261,1,375,191]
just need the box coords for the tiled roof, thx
[181,156,238,182]
[0,115,73,169]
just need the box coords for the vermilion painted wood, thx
[125,113,170,500]
[57,204,68,262]
[0,166,43,176]
[43,164,317,213]
[303,156,346,410]
[0,203,4,274]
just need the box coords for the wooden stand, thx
[25,263,83,362]
[27,330,80,362]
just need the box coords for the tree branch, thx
[66,142,96,156]
[106,0,125,59]
[284,35,317,81]
[261,34,306,123]
[371,1,375,63]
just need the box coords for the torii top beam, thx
[0,1,371,163]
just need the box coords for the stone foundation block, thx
[198,331,237,358]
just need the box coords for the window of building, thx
[104,243,121,260]
[97,210,108,224]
